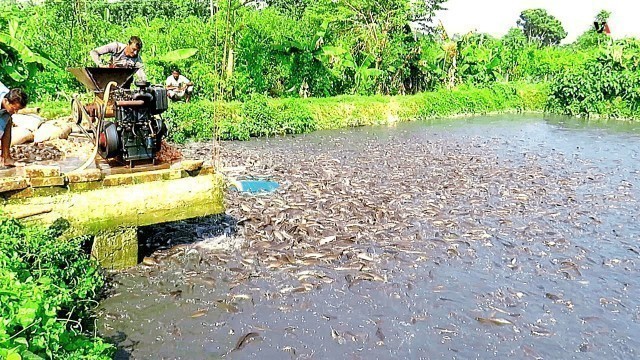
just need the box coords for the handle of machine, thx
[69,81,118,174]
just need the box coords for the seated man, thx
[165,69,194,102]
[0,82,28,167]
[90,36,147,83]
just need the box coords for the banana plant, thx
[436,40,459,88]
[344,53,384,92]
[318,46,384,93]
[273,20,330,59]
[157,48,199,63]
[272,21,331,94]
[0,19,59,82]
[458,44,502,84]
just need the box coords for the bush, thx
[275,100,317,134]
[164,84,548,142]
[241,94,279,137]
[548,48,640,118]
[165,100,245,142]
[166,95,318,142]
[0,216,114,359]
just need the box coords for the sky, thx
[435,0,640,43]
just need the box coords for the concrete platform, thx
[1,156,225,270]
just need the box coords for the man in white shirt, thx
[165,69,194,102]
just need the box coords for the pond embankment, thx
[165,83,549,142]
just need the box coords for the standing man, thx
[90,36,147,83]
[165,69,194,102]
[0,82,28,167]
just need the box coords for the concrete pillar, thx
[91,227,138,270]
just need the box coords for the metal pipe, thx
[70,81,118,174]
[115,100,145,107]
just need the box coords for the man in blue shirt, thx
[0,82,28,167]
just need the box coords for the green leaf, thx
[274,41,304,54]
[8,20,18,39]
[342,59,356,69]
[486,56,501,70]
[320,46,348,57]
[4,64,26,82]
[7,353,22,360]
[359,54,375,69]
[360,68,384,79]
[14,337,28,346]
[158,48,198,62]
[314,20,330,39]
[0,33,58,69]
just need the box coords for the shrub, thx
[241,94,279,137]
[548,48,640,118]
[165,100,248,142]
[0,216,114,359]
[164,84,548,142]
[275,99,317,134]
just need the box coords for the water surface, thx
[98,114,640,359]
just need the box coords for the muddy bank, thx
[98,114,640,359]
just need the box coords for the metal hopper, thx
[68,67,137,92]
[68,67,139,135]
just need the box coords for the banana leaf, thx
[3,63,26,82]
[0,33,58,69]
[158,48,198,63]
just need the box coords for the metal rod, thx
[115,100,145,106]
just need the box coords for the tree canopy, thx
[516,8,567,46]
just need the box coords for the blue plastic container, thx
[231,180,280,194]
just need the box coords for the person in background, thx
[90,36,147,83]
[165,69,194,102]
[0,82,28,167]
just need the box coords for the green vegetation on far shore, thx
[4,1,639,125]
[161,82,548,142]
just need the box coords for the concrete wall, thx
[1,161,226,269]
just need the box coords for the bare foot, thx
[2,158,24,167]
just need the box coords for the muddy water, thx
[97,114,640,359]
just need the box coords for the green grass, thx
[30,100,71,120]
[166,82,550,142]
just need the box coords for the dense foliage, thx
[517,9,567,46]
[548,43,640,118]
[0,0,634,134]
[0,1,610,99]
[0,216,114,359]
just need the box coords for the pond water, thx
[97,114,640,359]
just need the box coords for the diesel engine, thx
[98,81,168,164]
[69,67,171,167]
